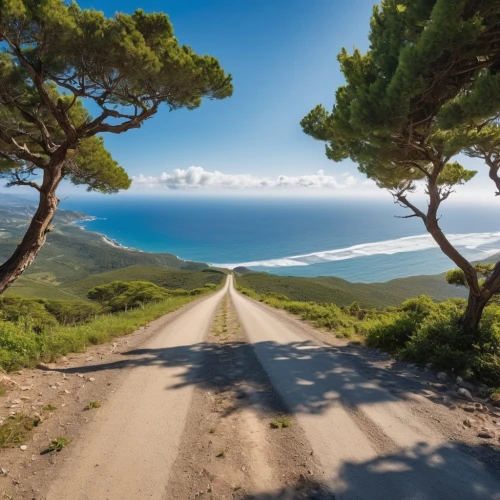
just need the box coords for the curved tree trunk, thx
[0,172,61,294]
[460,291,489,340]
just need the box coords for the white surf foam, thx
[214,232,500,269]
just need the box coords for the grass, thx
[47,436,70,452]
[0,294,201,372]
[212,296,229,336]
[42,404,57,412]
[86,401,101,410]
[0,413,39,448]
[270,416,292,429]
[216,450,227,458]
[209,427,216,434]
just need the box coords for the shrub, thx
[0,297,58,334]
[366,314,419,352]
[88,281,170,312]
[44,300,100,325]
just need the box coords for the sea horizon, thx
[60,195,500,283]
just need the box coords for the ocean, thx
[61,196,500,283]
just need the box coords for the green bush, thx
[0,321,41,370]
[88,281,170,312]
[365,314,419,352]
[0,297,58,334]
[44,300,100,325]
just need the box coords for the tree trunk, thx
[460,292,489,340]
[0,185,60,295]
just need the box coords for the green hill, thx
[236,271,466,308]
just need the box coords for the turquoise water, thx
[61,196,500,283]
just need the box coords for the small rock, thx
[86,357,94,362]
[76,374,84,378]
[20,386,31,391]
[478,431,495,439]
[1,467,8,475]
[449,404,458,411]
[462,406,475,413]
[241,466,246,471]
[64,390,70,394]
[426,363,433,369]
[458,388,474,402]
[88,377,95,382]
[437,372,448,381]
[463,418,476,428]
[20,445,27,451]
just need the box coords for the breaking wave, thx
[214,232,500,269]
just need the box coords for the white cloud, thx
[133,167,357,190]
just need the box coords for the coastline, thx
[71,214,143,253]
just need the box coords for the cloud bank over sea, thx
[215,232,500,269]
[134,166,357,190]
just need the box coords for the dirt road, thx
[229,275,500,499]
[45,279,229,500]
[29,275,500,499]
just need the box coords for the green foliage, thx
[0,294,196,371]
[446,263,497,290]
[86,401,101,410]
[0,296,99,332]
[270,416,291,429]
[47,437,70,452]
[44,300,99,325]
[0,0,233,193]
[0,297,58,333]
[88,280,169,312]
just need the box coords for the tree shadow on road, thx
[44,340,500,499]
[246,441,500,500]
[47,339,419,415]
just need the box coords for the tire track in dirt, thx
[166,294,332,499]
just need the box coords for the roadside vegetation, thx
[236,281,500,386]
[0,279,221,372]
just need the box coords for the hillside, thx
[235,271,466,308]
[0,196,210,297]
[58,266,226,298]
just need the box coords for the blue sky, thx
[74,0,378,195]
[2,0,496,199]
